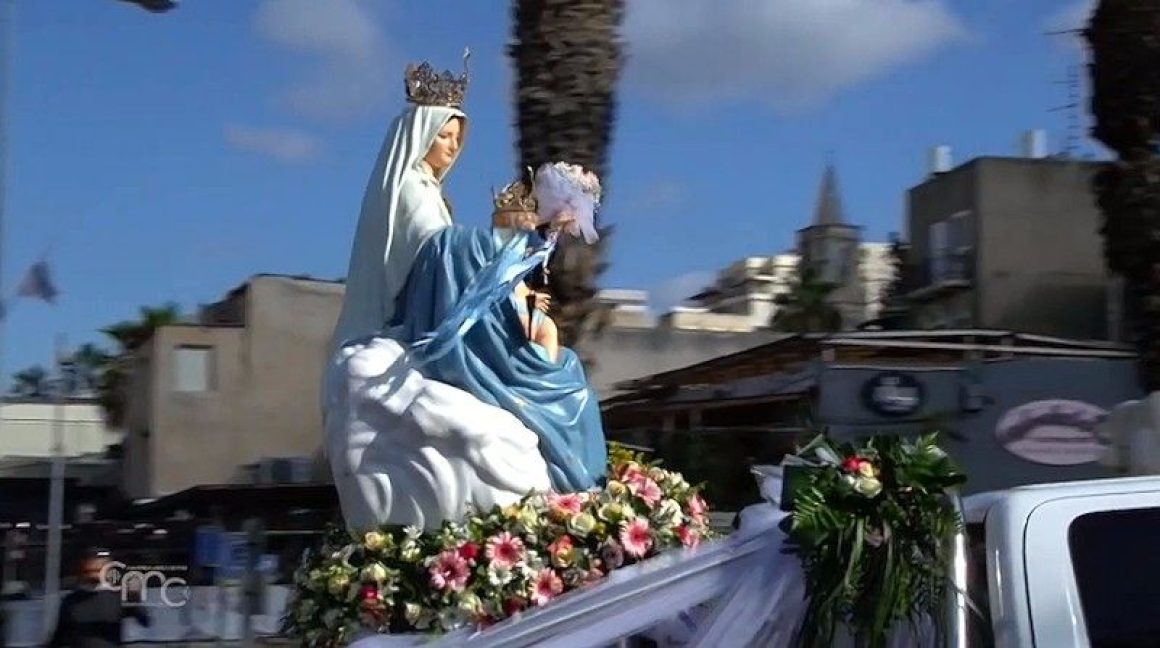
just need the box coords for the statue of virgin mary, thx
[323,55,607,533]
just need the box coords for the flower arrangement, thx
[284,446,714,647]
[532,161,602,244]
[780,433,966,648]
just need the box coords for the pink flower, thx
[620,518,653,558]
[677,524,701,549]
[629,478,663,507]
[686,494,708,523]
[547,492,587,520]
[428,550,471,592]
[619,462,646,483]
[485,532,526,568]
[530,569,564,606]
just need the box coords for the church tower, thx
[795,162,867,329]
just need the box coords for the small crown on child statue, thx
[491,176,539,229]
[404,48,471,108]
[492,177,537,214]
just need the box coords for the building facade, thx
[121,275,771,496]
[603,330,1142,503]
[902,155,1111,338]
[122,275,343,498]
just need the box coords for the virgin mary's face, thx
[424,118,463,174]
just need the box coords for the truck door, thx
[1023,494,1160,647]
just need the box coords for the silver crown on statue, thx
[404,48,470,108]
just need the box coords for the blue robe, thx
[389,225,607,492]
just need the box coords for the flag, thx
[15,260,58,303]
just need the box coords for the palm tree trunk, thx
[509,0,625,353]
[1086,0,1160,390]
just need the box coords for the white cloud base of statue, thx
[323,334,552,532]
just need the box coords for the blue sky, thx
[2,0,1094,377]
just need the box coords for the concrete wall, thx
[240,278,343,476]
[127,277,345,498]
[975,159,1109,339]
[124,326,245,498]
[906,157,1110,338]
[818,356,1142,494]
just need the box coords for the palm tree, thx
[770,265,844,333]
[96,302,182,427]
[1085,0,1160,389]
[10,365,51,398]
[509,0,626,352]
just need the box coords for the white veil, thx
[330,105,466,354]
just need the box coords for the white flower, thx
[457,591,484,616]
[655,499,684,527]
[400,539,422,562]
[568,511,598,536]
[363,530,389,551]
[404,525,422,539]
[854,476,883,498]
[403,602,424,625]
[488,563,515,586]
[361,562,388,583]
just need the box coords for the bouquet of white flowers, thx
[532,162,602,244]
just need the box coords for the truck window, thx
[1068,507,1160,648]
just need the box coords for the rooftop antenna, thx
[1045,26,1088,159]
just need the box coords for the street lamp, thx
[117,0,178,13]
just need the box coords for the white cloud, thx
[650,270,716,315]
[623,0,969,112]
[224,124,323,163]
[253,0,393,123]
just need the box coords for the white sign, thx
[995,399,1109,466]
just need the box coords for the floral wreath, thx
[284,445,715,647]
[779,432,967,647]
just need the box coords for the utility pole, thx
[41,333,66,637]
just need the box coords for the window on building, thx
[1068,507,1160,647]
[173,345,214,392]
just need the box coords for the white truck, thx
[955,476,1160,648]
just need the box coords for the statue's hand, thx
[549,210,576,233]
[514,211,538,231]
[533,291,552,313]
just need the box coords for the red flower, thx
[360,584,386,620]
[458,541,480,564]
[841,456,863,473]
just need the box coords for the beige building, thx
[683,244,895,331]
[122,275,343,498]
[0,398,119,459]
